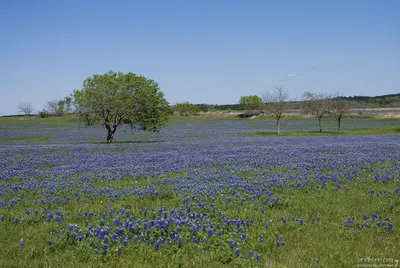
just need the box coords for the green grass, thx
[1,173,399,268]
[249,128,400,137]
[0,116,76,126]
[0,135,55,142]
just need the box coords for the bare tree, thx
[330,96,348,133]
[302,92,331,132]
[46,100,59,116]
[263,85,289,134]
[17,102,34,116]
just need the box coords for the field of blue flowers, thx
[1,118,400,267]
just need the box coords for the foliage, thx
[44,97,73,117]
[340,93,400,107]
[239,95,263,111]
[174,102,201,116]
[73,71,169,142]
[38,110,50,118]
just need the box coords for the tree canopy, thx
[174,102,201,116]
[239,95,263,110]
[73,71,169,142]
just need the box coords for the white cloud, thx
[287,73,296,77]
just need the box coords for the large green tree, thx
[73,71,169,142]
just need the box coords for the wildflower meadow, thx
[1,118,399,267]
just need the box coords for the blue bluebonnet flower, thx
[255,254,260,262]
[249,250,254,257]
[235,248,240,256]
[279,235,284,242]
[20,239,24,247]
[207,229,213,237]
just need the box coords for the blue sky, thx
[0,0,399,115]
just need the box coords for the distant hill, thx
[194,93,400,111]
[338,93,400,105]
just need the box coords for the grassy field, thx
[1,116,400,267]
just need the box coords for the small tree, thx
[38,109,50,118]
[45,100,59,116]
[63,96,73,114]
[302,92,331,132]
[45,98,71,117]
[17,102,34,117]
[239,95,263,111]
[174,102,201,116]
[330,97,348,133]
[263,85,289,134]
[73,71,169,143]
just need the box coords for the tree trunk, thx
[337,115,342,133]
[277,119,280,135]
[106,125,117,143]
[318,116,322,132]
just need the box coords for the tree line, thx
[235,87,348,134]
[14,70,399,141]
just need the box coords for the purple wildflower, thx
[235,248,240,256]
[249,250,254,257]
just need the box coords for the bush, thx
[174,102,201,116]
[38,110,50,118]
